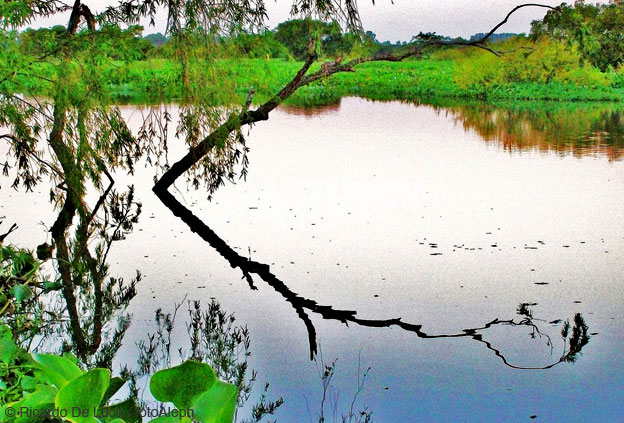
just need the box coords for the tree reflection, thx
[154,186,591,369]
[1,183,141,368]
[443,102,624,160]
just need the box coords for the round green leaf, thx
[33,353,84,388]
[150,360,217,410]
[191,381,238,423]
[56,368,111,423]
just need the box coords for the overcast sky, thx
[32,0,611,42]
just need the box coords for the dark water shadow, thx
[155,188,590,369]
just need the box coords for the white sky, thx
[31,0,611,42]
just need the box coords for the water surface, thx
[2,98,623,422]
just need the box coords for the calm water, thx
[2,98,623,422]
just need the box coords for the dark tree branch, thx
[0,222,18,243]
[155,184,588,366]
[153,3,557,195]
[68,0,96,34]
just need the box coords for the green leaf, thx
[20,375,37,391]
[150,360,217,410]
[9,285,31,302]
[108,420,126,423]
[99,398,140,423]
[56,369,110,423]
[101,377,125,405]
[1,402,18,423]
[0,326,20,364]
[33,353,84,388]
[191,381,238,423]
[15,385,58,423]
[43,281,63,292]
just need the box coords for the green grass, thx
[14,58,624,106]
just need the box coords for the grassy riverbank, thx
[107,58,624,105]
[13,57,624,107]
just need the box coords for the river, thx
[2,97,623,422]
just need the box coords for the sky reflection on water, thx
[2,97,623,422]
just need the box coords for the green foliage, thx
[4,14,624,107]
[150,361,237,423]
[32,354,84,389]
[151,360,218,410]
[0,245,44,335]
[0,0,69,28]
[454,37,592,86]
[274,18,355,59]
[55,369,111,423]
[222,31,291,59]
[530,2,624,71]
[134,301,284,423]
[1,327,239,423]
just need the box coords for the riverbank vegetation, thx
[2,2,624,106]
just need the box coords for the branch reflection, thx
[155,187,590,368]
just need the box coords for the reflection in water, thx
[279,101,342,117]
[443,103,624,160]
[279,99,624,160]
[155,186,590,369]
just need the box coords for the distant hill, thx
[469,33,522,42]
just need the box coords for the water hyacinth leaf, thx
[101,377,126,405]
[9,284,31,302]
[191,381,238,423]
[15,385,58,423]
[56,369,111,423]
[62,352,80,364]
[33,353,84,388]
[150,360,217,410]
[99,398,141,423]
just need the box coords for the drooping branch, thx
[153,3,558,194]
